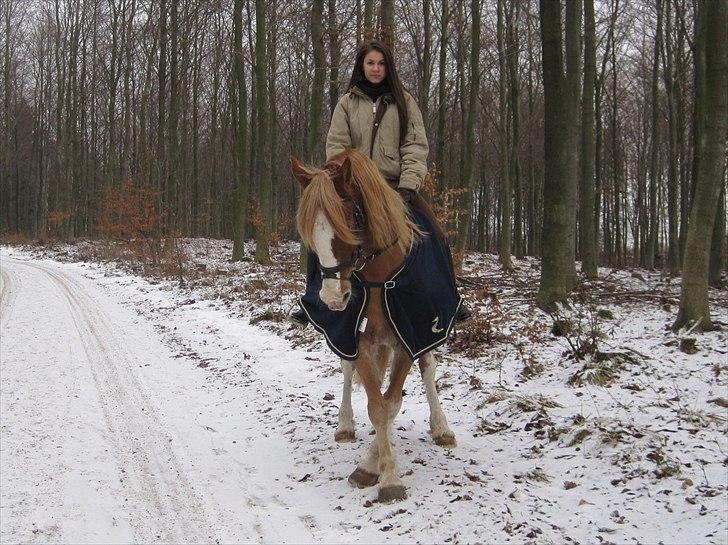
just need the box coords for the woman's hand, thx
[397,187,416,204]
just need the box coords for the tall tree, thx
[327,0,341,117]
[306,0,325,163]
[254,0,271,264]
[644,0,663,269]
[579,0,598,278]
[506,1,522,259]
[537,0,582,310]
[663,0,680,274]
[379,0,394,46]
[455,0,481,254]
[435,0,448,180]
[232,0,249,261]
[496,0,512,269]
[673,0,727,331]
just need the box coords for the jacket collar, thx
[350,86,394,103]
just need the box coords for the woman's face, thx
[363,50,386,85]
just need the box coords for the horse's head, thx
[292,154,362,311]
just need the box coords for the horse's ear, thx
[291,156,313,188]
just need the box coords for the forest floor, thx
[1,237,727,545]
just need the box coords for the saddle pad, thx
[299,208,461,361]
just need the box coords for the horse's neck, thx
[360,233,406,283]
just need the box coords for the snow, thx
[1,240,726,544]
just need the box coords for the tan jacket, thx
[326,87,429,192]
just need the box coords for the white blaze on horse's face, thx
[313,210,352,311]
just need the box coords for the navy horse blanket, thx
[298,207,462,361]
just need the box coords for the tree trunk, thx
[536,0,581,311]
[418,0,432,125]
[435,0,448,182]
[673,0,727,331]
[663,0,680,274]
[506,0,522,260]
[307,0,325,163]
[254,0,271,264]
[645,0,663,269]
[708,182,725,287]
[496,0,512,269]
[454,0,480,255]
[579,0,598,278]
[328,0,341,117]
[232,0,249,261]
[379,0,394,47]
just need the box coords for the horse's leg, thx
[348,437,380,488]
[373,352,412,502]
[350,355,407,502]
[419,351,456,447]
[335,358,356,443]
[347,346,391,486]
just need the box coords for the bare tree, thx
[673,0,727,331]
[537,0,582,310]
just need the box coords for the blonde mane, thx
[296,149,420,255]
[346,150,421,255]
[296,169,361,250]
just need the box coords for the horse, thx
[292,148,456,503]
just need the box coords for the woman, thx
[291,39,469,326]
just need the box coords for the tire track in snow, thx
[9,259,221,544]
[0,265,20,332]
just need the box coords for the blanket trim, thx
[298,271,369,360]
[382,262,463,360]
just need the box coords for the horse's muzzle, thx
[320,280,352,311]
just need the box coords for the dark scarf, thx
[354,77,392,103]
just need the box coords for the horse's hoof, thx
[335,430,355,443]
[434,431,456,447]
[348,468,379,488]
[378,485,407,503]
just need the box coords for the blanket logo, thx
[431,316,444,333]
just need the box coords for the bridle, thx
[318,196,398,281]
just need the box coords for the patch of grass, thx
[515,467,552,483]
[509,394,562,414]
[569,351,640,386]
[249,308,286,325]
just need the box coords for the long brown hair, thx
[347,40,409,146]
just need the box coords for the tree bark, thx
[232,0,250,261]
[254,0,271,264]
[645,0,663,269]
[536,0,581,310]
[496,0,512,269]
[379,0,394,47]
[579,0,598,278]
[307,0,325,163]
[454,0,480,255]
[673,0,727,331]
[435,0,448,182]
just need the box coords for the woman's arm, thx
[326,96,352,160]
[398,94,429,192]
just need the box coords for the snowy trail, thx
[2,249,727,545]
[0,257,272,543]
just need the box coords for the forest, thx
[1,0,726,325]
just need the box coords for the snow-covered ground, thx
[1,239,726,544]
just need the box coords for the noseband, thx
[318,197,398,281]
